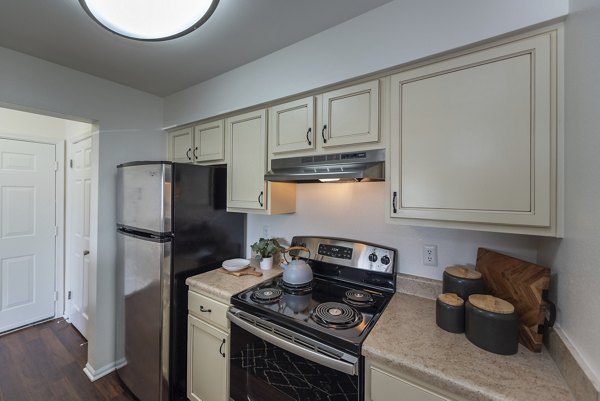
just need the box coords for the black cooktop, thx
[230,275,392,354]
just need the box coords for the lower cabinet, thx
[187,291,230,401]
[366,361,463,401]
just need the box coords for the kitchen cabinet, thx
[269,96,315,155]
[168,120,226,164]
[366,361,463,401]
[226,109,295,214]
[269,80,381,160]
[169,127,193,163]
[193,119,225,163]
[187,291,230,401]
[320,80,379,148]
[388,30,561,236]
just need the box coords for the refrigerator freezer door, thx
[116,229,172,401]
[117,162,172,234]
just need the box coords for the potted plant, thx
[250,238,283,270]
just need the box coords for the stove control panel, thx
[318,244,353,259]
[291,236,396,275]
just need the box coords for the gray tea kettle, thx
[281,246,313,286]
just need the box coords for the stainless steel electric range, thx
[228,236,396,401]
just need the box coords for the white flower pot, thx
[259,256,273,270]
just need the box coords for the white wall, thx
[0,46,166,375]
[247,183,540,278]
[164,0,568,127]
[0,106,90,141]
[538,0,600,380]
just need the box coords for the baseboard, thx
[545,326,600,401]
[83,361,116,382]
[114,357,127,370]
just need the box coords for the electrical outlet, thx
[262,225,270,239]
[423,244,438,267]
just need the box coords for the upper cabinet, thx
[269,80,382,159]
[269,96,315,155]
[321,80,380,148]
[388,31,561,236]
[170,127,193,163]
[169,119,226,165]
[193,120,225,163]
[226,109,296,214]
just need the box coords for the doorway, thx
[0,106,94,336]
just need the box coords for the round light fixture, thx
[79,0,219,41]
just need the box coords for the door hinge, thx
[54,291,59,302]
[54,226,59,237]
[70,159,73,168]
[54,161,59,172]
[67,291,72,300]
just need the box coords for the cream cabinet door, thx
[226,109,267,210]
[321,80,379,148]
[390,32,556,230]
[170,128,193,163]
[270,96,315,155]
[370,366,451,401]
[194,120,225,163]
[187,314,229,401]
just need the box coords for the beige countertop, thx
[363,293,575,401]
[186,262,283,303]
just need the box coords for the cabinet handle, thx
[83,250,90,256]
[219,338,226,358]
[193,146,198,160]
[306,128,312,146]
[199,305,211,313]
[186,148,192,160]
[258,191,264,207]
[321,125,327,143]
[392,191,398,214]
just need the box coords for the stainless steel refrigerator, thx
[115,162,245,401]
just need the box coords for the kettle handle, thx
[283,246,311,263]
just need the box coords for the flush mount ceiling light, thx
[79,0,219,41]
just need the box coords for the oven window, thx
[230,323,360,401]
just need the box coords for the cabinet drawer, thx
[370,366,451,401]
[188,291,229,331]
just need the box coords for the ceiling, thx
[0,0,394,97]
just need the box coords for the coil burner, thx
[251,288,282,304]
[344,289,375,307]
[310,302,362,329]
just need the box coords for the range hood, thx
[265,149,385,183]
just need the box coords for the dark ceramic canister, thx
[442,266,486,301]
[465,294,519,355]
[436,293,465,333]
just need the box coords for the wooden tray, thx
[476,248,554,352]
[217,266,262,277]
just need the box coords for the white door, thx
[0,138,56,332]
[69,137,92,338]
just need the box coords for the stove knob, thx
[368,252,378,262]
[381,255,391,265]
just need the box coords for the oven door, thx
[228,308,363,401]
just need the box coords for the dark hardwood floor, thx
[0,318,137,401]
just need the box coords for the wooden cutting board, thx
[475,248,551,352]
[217,266,262,277]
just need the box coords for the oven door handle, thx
[228,309,358,376]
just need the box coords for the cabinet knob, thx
[321,125,327,143]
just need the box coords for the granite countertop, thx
[363,293,574,401]
[186,261,283,303]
